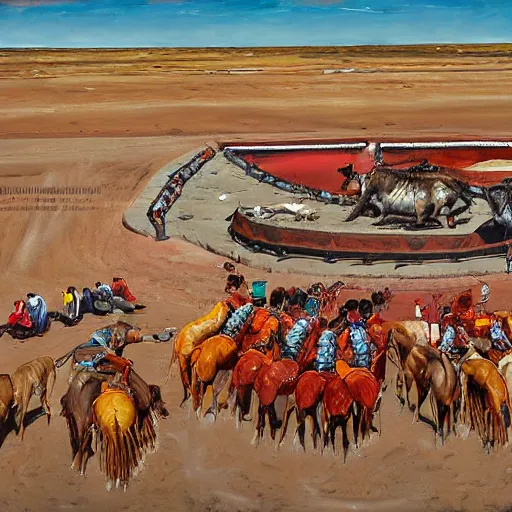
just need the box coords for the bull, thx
[344,161,477,229]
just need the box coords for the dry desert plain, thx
[1,46,512,512]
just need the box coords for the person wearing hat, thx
[414,299,423,320]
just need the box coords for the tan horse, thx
[460,353,510,450]
[402,345,460,443]
[386,321,430,408]
[11,356,56,440]
[171,301,230,405]
[93,383,153,491]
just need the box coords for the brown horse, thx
[460,354,511,450]
[336,361,380,447]
[401,345,460,443]
[322,374,354,461]
[232,334,281,426]
[60,365,168,479]
[252,319,323,442]
[387,322,431,408]
[277,370,334,450]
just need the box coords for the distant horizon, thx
[2,41,512,51]
[1,0,511,48]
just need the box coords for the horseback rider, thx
[490,316,512,351]
[439,320,469,355]
[345,310,372,369]
[315,330,338,372]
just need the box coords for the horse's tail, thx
[501,402,511,429]
[94,389,151,490]
[386,328,402,371]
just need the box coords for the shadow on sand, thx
[0,406,47,448]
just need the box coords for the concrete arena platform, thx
[123,147,507,278]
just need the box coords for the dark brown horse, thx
[60,365,168,476]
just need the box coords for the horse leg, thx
[17,386,33,441]
[306,406,321,450]
[415,385,429,424]
[194,379,206,420]
[396,370,405,409]
[278,396,295,447]
[180,380,189,408]
[322,408,331,451]
[452,398,461,434]
[191,366,200,413]
[205,370,229,420]
[329,417,337,456]
[295,409,307,451]
[352,402,361,448]
[268,403,281,441]
[437,402,449,445]
[404,368,415,413]
[42,369,56,426]
[341,415,350,463]
[252,404,265,445]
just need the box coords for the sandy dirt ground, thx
[1,48,512,512]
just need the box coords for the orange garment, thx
[226,292,251,310]
[367,313,384,327]
[337,329,354,363]
[111,279,137,302]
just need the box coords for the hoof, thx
[203,411,216,424]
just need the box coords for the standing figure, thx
[507,242,512,274]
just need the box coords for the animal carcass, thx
[345,162,475,229]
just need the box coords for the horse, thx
[401,345,460,444]
[170,301,230,405]
[231,310,284,425]
[387,321,431,407]
[252,318,324,442]
[93,382,152,490]
[10,356,56,440]
[459,353,511,450]
[279,369,335,450]
[0,375,14,445]
[335,360,380,448]
[189,304,254,419]
[60,363,168,485]
[322,374,354,461]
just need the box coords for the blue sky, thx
[0,0,511,48]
